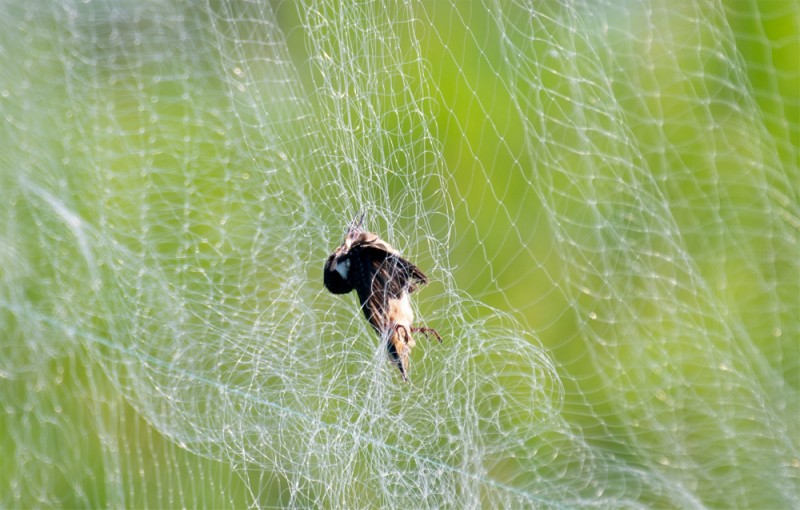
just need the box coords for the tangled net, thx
[1,1,797,507]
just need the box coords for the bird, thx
[323,213,441,382]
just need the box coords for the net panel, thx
[1,0,797,508]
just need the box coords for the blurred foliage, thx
[1,0,797,507]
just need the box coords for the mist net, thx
[1,1,797,508]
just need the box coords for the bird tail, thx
[387,325,415,382]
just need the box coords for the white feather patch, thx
[335,258,350,279]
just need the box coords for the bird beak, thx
[354,212,365,229]
[341,212,364,251]
[349,212,365,233]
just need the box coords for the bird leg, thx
[394,324,411,344]
[410,326,442,343]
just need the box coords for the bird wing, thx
[348,242,427,331]
[361,245,427,297]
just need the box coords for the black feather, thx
[323,253,353,294]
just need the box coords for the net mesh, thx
[1,0,797,508]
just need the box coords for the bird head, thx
[323,213,367,292]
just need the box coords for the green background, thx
[1,1,797,507]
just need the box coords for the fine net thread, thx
[1,1,797,508]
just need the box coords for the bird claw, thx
[394,323,442,344]
[411,326,442,343]
[394,324,411,344]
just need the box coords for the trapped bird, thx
[323,214,441,382]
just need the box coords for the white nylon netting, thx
[1,1,797,508]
